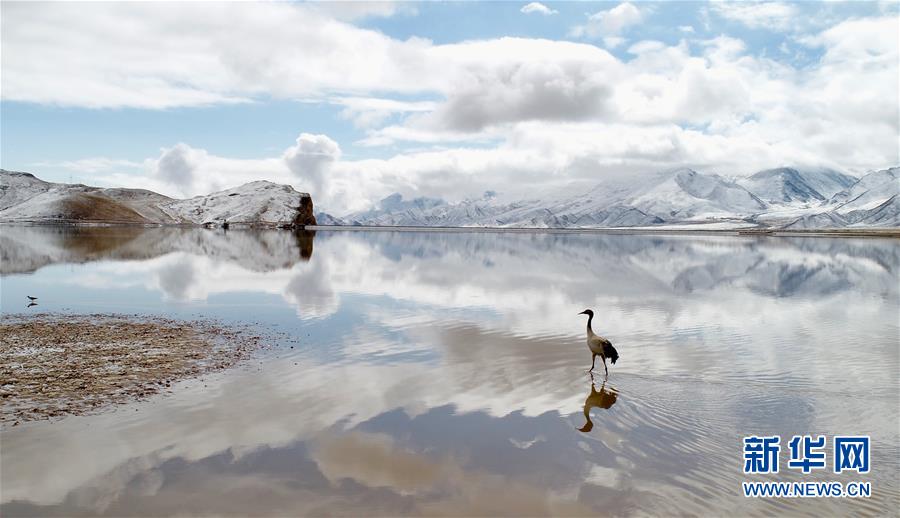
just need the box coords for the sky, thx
[1,1,898,215]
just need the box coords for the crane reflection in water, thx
[578,372,618,433]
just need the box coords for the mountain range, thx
[326,166,899,229]
[0,170,317,228]
[1,166,897,230]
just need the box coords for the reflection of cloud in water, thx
[2,228,898,516]
[283,260,339,319]
[2,312,896,515]
[14,228,900,394]
[9,424,608,516]
[59,250,341,319]
[10,229,898,391]
[313,432,446,494]
[155,259,196,302]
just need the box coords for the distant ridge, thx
[321,166,898,230]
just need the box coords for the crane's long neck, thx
[586,313,594,334]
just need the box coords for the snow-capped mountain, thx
[738,167,857,204]
[628,168,766,219]
[0,170,317,227]
[331,166,898,229]
[828,167,898,213]
[782,168,899,229]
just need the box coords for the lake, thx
[1,225,898,516]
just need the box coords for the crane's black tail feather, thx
[604,342,619,365]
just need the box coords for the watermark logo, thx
[743,435,780,474]
[787,435,826,473]
[834,436,870,474]
[742,435,871,498]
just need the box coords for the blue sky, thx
[1,1,897,214]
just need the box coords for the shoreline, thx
[0,219,297,230]
[0,314,268,427]
[305,224,900,238]
[2,220,898,238]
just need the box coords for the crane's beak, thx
[578,310,587,315]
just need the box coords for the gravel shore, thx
[0,314,265,426]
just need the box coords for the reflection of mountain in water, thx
[345,230,898,300]
[0,226,315,275]
[2,226,897,309]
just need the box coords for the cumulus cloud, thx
[570,2,644,42]
[319,37,624,136]
[413,58,616,132]
[154,144,203,195]
[520,2,557,16]
[283,133,342,194]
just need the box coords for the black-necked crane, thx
[26,296,37,301]
[578,309,619,376]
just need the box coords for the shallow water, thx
[1,225,898,516]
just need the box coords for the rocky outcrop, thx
[292,195,317,227]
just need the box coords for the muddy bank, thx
[0,314,266,426]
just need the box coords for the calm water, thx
[1,225,898,516]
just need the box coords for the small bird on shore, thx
[578,309,619,376]
[27,296,37,301]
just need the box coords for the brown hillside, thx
[57,193,151,223]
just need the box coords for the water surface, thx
[1,225,898,516]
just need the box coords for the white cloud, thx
[333,97,437,129]
[4,4,898,213]
[678,25,695,33]
[283,133,342,195]
[32,158,146,175]
[308,1,416,21]
[411,51,617,131]
[570,2,644,41]
[799,16,900,134]
[0,2,438,109]
[710,1,799,31]
[520,2,557,16]
[154,144,204,194]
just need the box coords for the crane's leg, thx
[603,357,608,377]
[589,354,597,372]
